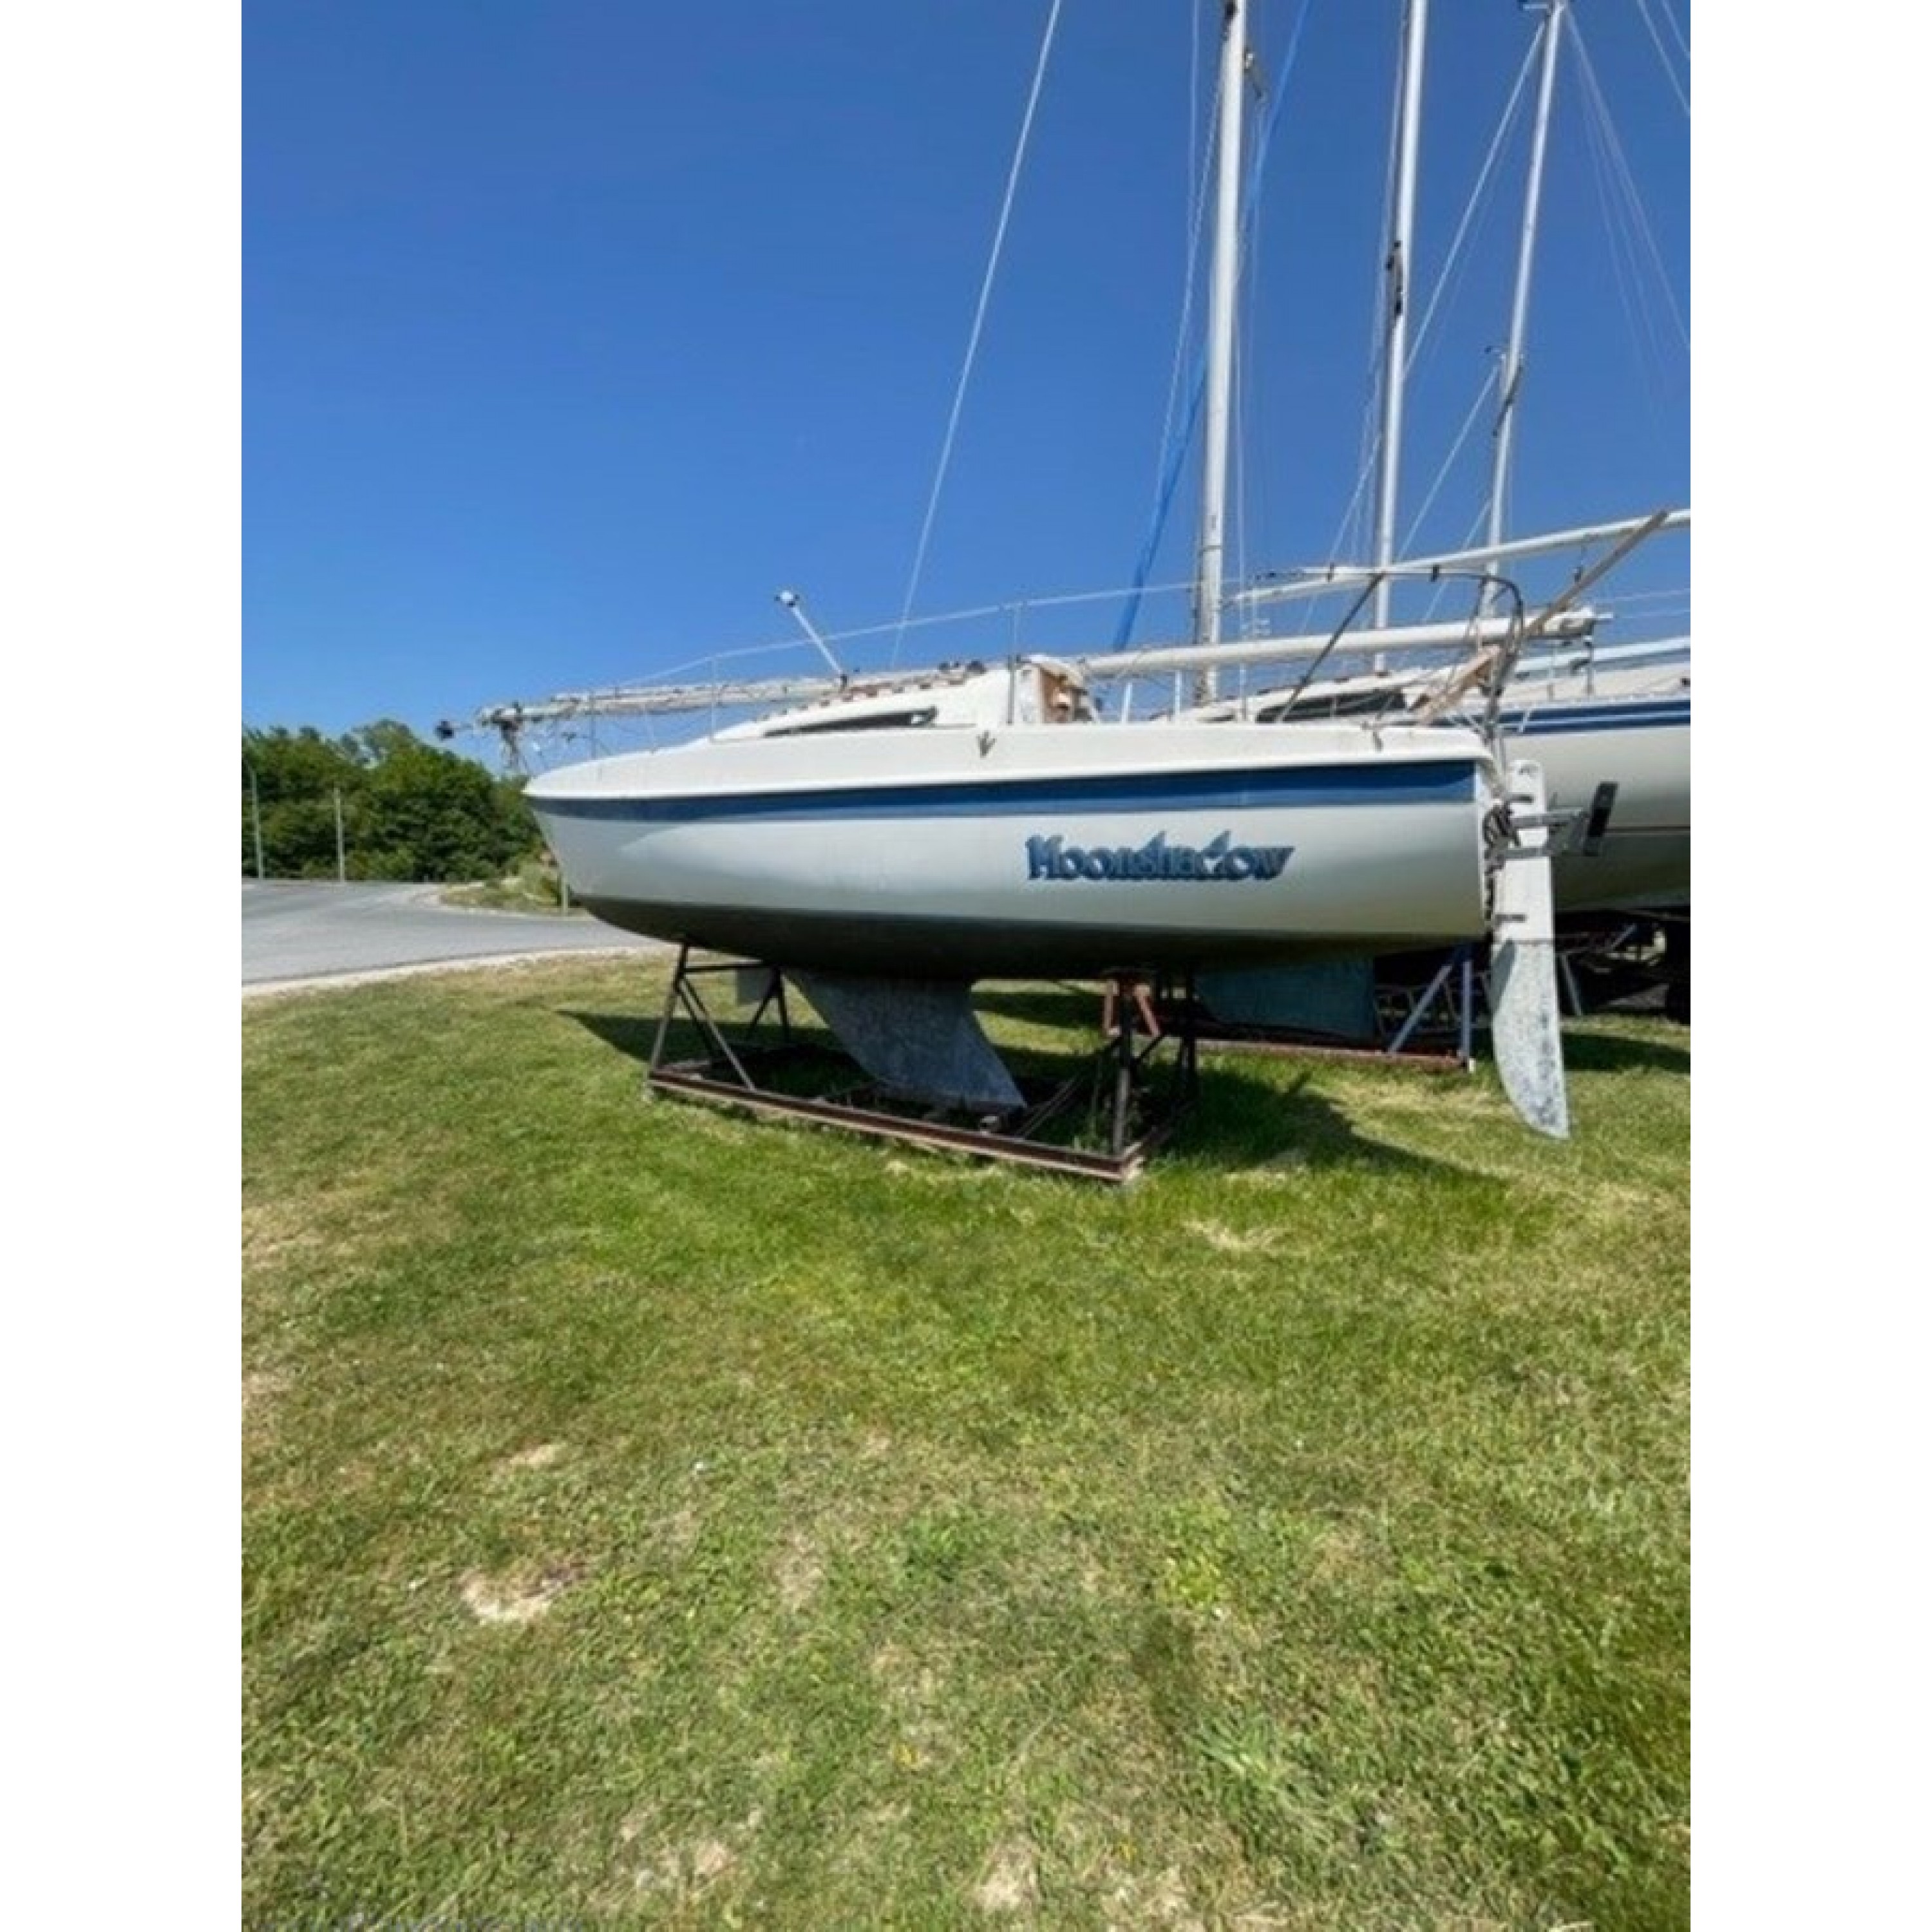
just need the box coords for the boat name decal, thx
[1025,831,1291,884]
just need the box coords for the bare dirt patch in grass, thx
[242,1200,327,1269]
[871,1641,954,1773]
[774,1528,826,1611]
[1184,1218,1283,1255]
[1104,1863,1209,1928]
[242,1368,285,1408]
[656,1502,703,1556]
[972,1835,1041,1914]
[620,1804,764,1904]
[459,1562,582,1624]
[242,1370,287,1435]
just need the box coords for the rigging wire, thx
[1578,106,1660,421]
[1334,14,1414,567]
[1152,3,1211,499]
[1404,32,1538,379]
[891,0,1065,666]
[1398,14,1565,564]
[1570,19,1689,460]
[1410,500,1495,628]
[1631,0,1691,117]
[1151,7,1213,553]
[1570,19,1690,355]
[1401,362,1502,556]
[1659,0,1690,71]
[1657,0,1690,66]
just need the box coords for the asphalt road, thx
[243,880,665,990]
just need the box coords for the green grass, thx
[438,858,574,913]
[243,955,1689,1929]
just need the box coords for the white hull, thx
[529,717,1499,980]
[1499,674,1690,914]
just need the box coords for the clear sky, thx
[242,0,1690,744]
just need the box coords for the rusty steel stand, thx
[643,948,1199,1182]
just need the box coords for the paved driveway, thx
[243,880,664,991]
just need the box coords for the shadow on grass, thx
[560,1004,1449,1180]
[1175,1065,1446,1176]
[1555,1025,1690,1077]
[976,983,1692,1082]
[562,1007,672,1068]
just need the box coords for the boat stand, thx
[1380,945,1481,1066]
[1560,912,1689,1021]
[1171,921,1635,1074]
[643,947,1198,1182]
[1157,950,1477,1075]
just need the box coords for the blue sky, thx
[243,0,1690,744]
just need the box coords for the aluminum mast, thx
[1191,0,1249,696]
[1484,0,1567,601]
[1371,0,1429,629]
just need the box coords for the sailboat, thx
[1475,0,1689,927]
[1404,0,1689,931]
[519,1,1580,1142]
[527,652,1500,981]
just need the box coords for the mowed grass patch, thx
[244,954,1689,1928]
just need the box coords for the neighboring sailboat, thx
[1174,511,1691,921]
[1162,0,1684,999]
[1464,0,1689,926]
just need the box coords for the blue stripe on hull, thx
[535,757,1480,826]
[1502,700,1691,735]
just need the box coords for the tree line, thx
[242,721,540,883]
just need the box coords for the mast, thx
[1484,0,1567,599]
[1371,0,1429,629]
[1191,0,1249,690]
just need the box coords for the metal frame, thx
[1173,927,1633,1075]
[1159,954,1475,1074]
[1558,911,1689,1020]
[1383,945,1479,1065]
[643,946,1201,1183]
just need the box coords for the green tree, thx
[242,726,363,878]
[243,721,538,882]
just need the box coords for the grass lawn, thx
[243,954,1689,1928]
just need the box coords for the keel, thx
[789,972,1025,1113]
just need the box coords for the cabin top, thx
[710,656,1097,743]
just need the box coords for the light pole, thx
[244,754,265,880]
